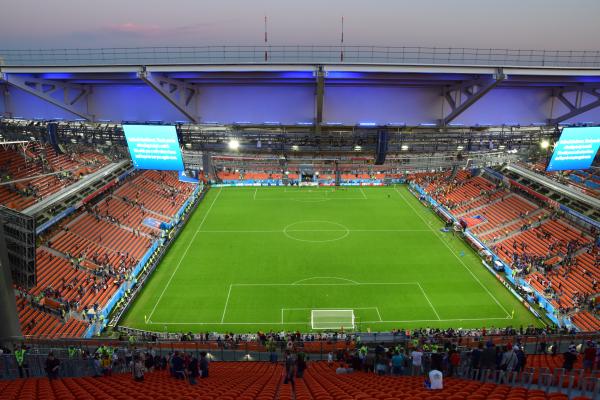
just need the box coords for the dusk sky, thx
[1,0,599,50]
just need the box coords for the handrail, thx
[1,45,600,68]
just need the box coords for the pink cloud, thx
[107,22,161,35]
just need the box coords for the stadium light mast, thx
[340,16,344,62]
[264,15,269,62]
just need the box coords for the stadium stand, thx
[410,170,600,332]
[0,360,596,400]
[11,170,198,338]
[0,142,111,211]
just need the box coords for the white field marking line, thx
[255,197,367,201]
[230,282,419,286]
[291,276,360,285]
[376,307,383,322]
[146,187,223,322]
[145,316,512,325]
[220,284,233,323]
[282,307,376,310]
[253,187,258,200]
[360,187,368,199]
[197,229,430,233]
[394,186,512,318]
[416,282,441,320]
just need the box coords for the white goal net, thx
[311,309,355,330]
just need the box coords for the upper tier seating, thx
[0,143,111,211]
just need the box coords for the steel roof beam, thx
[440,69,505,126]
[138,71,199,123]
[549,86,600,124]
[0,73,92,121]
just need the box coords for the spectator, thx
[480,341,496,371]
[428,369,444,390]
[296,351,307,378]
[563,345,578,371]
[411,347,423,376]
[15,344,29,378]
[187,354,199,385]
[171,352,185,379]
[391,351,404,376]
[500,346,519,372]
[284,350,297,389]
[101,354,112,376]
[45,352,60,380]
[199,351,209,378]
[131,355,145,382]
[583,342,596,371]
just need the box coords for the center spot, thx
[283,221,350,243]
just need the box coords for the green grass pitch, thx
[121,185,542,333]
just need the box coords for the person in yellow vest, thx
[15,345,29,378]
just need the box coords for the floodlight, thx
[228,139,240,150]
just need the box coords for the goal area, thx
[310,309,355,330]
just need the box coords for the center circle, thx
[283,220,350,243]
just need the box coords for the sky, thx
[1,0,599,50]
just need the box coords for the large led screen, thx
[123,125,184,171]
[546,127,600,172]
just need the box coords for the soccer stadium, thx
[1,2,600,399]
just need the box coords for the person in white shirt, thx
[327,352,334,366]
[411,348,423,376]
[429,369,443,389]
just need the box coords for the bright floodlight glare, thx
[228,139,240,150]
[292,145,299,151]
[540,140,550,149]
[401,145,409,151]
[354,145,362,151]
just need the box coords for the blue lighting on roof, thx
[39,73,75,79]
[325,122,343,125]
[326,71,366,79]
[419,123,437,126]
[278,71,314,79]
[264,121,280,124]
[358,122,378,126]
[296,122,313,125]
[448,123,464,126]
[235,121,252,124]
[387,122,406,126]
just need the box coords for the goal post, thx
[310,309,355,330]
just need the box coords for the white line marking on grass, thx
[253,187,258,200]
[360,187,368,199]
[376,307,383,322]
[416,282,441,320]
[145,316,510,325]
[291,276,360,285]
[197,229,430,233]
[394,186,512,318]
[146,187,223,322]
[220,284,232,323]
[231,282,419,286]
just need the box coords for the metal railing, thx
[1,46,600,67]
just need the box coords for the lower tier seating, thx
[0,362,593,400]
